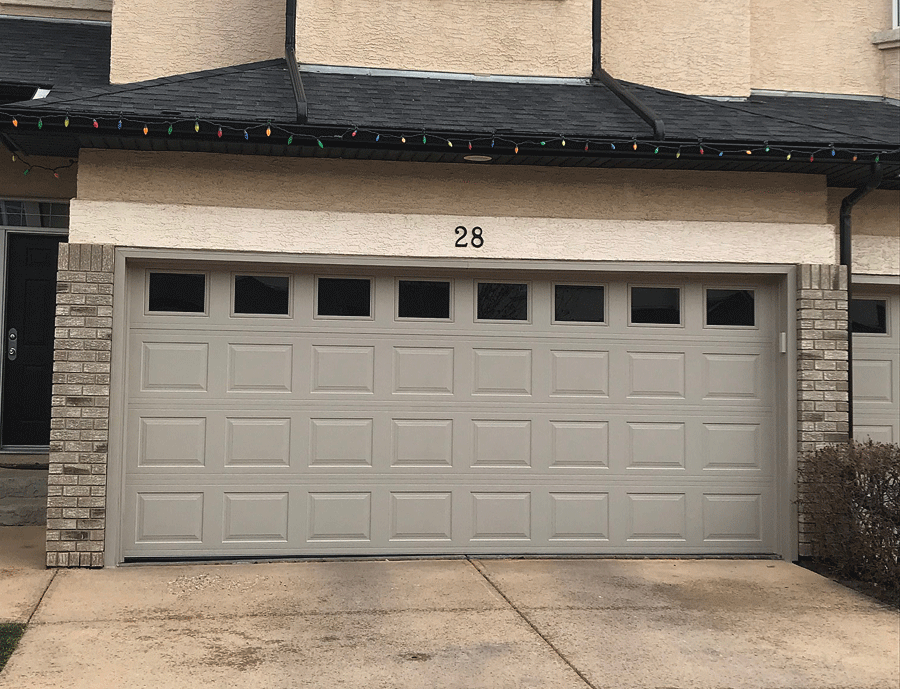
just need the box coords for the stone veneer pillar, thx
[796,264,850,557]
[46,244,114,568]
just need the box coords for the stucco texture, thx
[295,0,592,77]
[72,149,836,265]
[602,0,890,97]
[75,150,828,224]
[69,200,836,266]
[825,189,900,276]
[110,0,283,83]
[601,0,751,97]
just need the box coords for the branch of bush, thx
[797,440,899,595]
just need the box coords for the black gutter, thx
[285,0,308,123]
[590,0,665,140]
[839,162,883,440]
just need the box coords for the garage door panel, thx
[121,483,776,557]
[122,267,779,558]
[852,286,900,446]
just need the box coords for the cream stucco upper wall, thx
[70,149,839,266]
[294,0,591,77]
[827,188,900,238]
[76,149,828,225]
[602,0,892,97]
[110,0,283,83]
[109,0,591,83]
[109,0,892,96]
[0,0,110,21]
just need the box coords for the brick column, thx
[46,244,114,568]
[796,264,850,557]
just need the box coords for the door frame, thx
[0,207,69,452]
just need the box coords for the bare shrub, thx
[798,440,899,595]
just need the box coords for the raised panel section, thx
[549,493,609,540]
[627,494,686,541]
[312,346,375,393]
[550,421,609,468]
[141,342,208,391]
[310,419,373,467]
[627,422,685,469]
[139,418,206,467]
[853,360,894,402]
[703,353,760,399]
[392,420,453,467]
[472,420,532,467]
[390,492,452,541]
[227,344,293,392]
[702,423,761,470]
[473,349,532,395]
[393,347,454,394]
[854,425,894,443]
[223,493,289,542]
[226,418,291,467]
[308,493,371,541]
[471,493,531,540]
[627,352,685,398]
[135,493,204,543]
[550,350,609,396]
[702,494,762,541]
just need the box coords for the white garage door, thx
[119,264,779,559]
[852,284,900,444]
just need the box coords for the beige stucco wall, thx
[71,149,837,264]
[0,145,77,199]
[0,0,110,21]
[108,0,891,96]
[109,0,591,83]
[68,199,836,265]
[110,0,283,83]
[827,188,900,276]
[601,0,751,97]
[295,0,591,77]
[602,0,891,97]
[76,150,829,224]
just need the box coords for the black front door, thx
[2,234,64,447]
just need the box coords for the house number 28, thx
[454,226,484,248]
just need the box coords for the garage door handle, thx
[6,328,16,361]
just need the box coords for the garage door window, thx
[234,275,290,315]
[554,284,605,323]
[397,279,451,320]
[850,299,887,334]
[317,277,372,318]
[148,272,206,313]
[706,289,755,327]
[630,286,681,325]
[477,282,528,321]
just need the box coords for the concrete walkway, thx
[1,531,897,688]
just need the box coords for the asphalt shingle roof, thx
[6,58,897,148]
[0,16,110,89]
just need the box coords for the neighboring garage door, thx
[852,284,900,444]
[119,264,779,559]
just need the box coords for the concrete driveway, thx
[1,532,897,688]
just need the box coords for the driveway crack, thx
[467,557,597,689]
[26,570,57,625]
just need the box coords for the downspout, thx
[285,0,308,123]
[839,163,883,440]
[590,0,665,140]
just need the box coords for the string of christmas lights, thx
[5,149,76,178]
[3,111,896,173]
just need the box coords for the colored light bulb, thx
[12,117,17,127]
[244,130,249,140]
[266,126,271,137]
[317,139,324,148]
[93,119,98,128]
[118,119,122,130]
[38,119,42,129]
[287,135,293,145]
[194,120,200,133]
[448,141,453,147]
[168,125,173,135]
[64,117,69,128]
[143,125,149,135]
[217,127,223,138]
